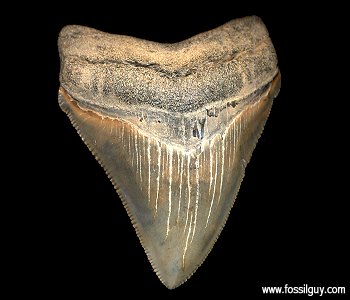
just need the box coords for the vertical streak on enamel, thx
[230,116,234,168]
[135,133,139,183]
[128,130,132,166]
[245,106,249,130]
[100,119,105,132]
[184,154,191,234]
[226,104,229,123]
[190,156,200,244]
[139,135,143,184]
[177,152,183,224]
[243,109,247,131]
[239,114,242,143]
[155,142,161,216]
[162,145,166,175]
[232,118,235,157]
[206,145,218,228]
[144,135,146,176]
[182,212,193,270]
[217,138,225,206]
[204,116,209,138]
[166,147,173,239]
[233,119,237,158]
[147,138,151,204]
[121,123,124,144]
[228,128,231,169]
[202,140,206,165]
[209,144,213,194]
[247,106,251,130]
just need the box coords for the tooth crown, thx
[58,16,280,289]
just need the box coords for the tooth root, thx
[58,74,278,288]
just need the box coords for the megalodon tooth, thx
[58,16,281,289]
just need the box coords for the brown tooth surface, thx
[58,16,280,289]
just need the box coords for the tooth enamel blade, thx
[58,16,281,289]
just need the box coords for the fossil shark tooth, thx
[58,16,280,289]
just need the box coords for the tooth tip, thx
[155,262,192,289]
[138,236,199,289]
[161,279,182,290]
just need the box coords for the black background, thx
[17,1,349,298]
